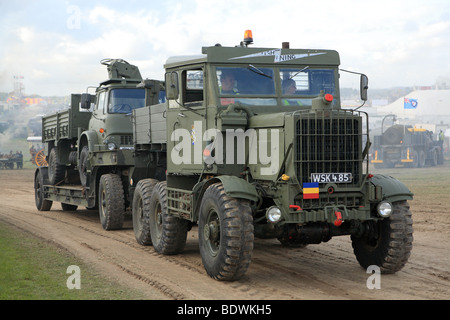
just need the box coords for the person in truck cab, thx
[220,71,239,95]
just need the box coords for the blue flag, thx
[404,98,418,109]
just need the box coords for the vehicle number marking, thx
[310,173,352,183]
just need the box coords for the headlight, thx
[107,142,117,151]
[266,206,282,223]
[377,201,392,217]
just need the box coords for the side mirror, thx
[80,93,92,110]
[360,74,368,101]
[165,72,179,100]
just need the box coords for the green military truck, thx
[131,34,414,280]
[371,115,443,168]
[34,59,165,230]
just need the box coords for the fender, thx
[189,175,258,222]
[194,175,259,203]
[78,130,99,154]
[371,174,413,203]
[213,175,259,202]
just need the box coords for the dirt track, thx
[0,165,449,300]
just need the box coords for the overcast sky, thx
[0,0,449,96]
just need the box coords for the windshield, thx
[215,66,335,107]
[280,68,335,106]
[217,66,275,95]
[108,88,145,114]
[216,66,276,106]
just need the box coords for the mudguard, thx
[371,174,414,203]
[79,130,98,154]
[215,175,259,202]
[194,175,259,203]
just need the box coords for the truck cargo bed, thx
[42,94,91,142]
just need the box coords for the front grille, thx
[120,135,133,145]
[294,110,367,209]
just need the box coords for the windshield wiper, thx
[247,64,272,79]
[289,66,309,79]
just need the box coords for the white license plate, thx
[310,173,353,183]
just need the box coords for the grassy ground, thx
[0,222,146,300]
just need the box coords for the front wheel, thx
[34,170,52,211]
[351,200,413,273]
[98,174,125,230]
[198,182,254,281]
[79,146,89,187]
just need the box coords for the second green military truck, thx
[34,59,165,230]
[130,33,414,280]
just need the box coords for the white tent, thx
[376,90,450,124]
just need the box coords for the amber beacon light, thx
[243,30,253,46]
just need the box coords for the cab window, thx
[96,91,106,114]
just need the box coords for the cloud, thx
[0,0,449,96]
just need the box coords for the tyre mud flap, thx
[371,174,414,203]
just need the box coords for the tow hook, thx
[334,211,343,227]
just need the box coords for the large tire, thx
[48,147,66,185]
[351,200,413,274]
[430,149,438,167]
[98,174,125,230]
[418,150,426,168]
[198,182,254,281]
[34,170,52,211]
[149,181,188,255]
[132,179,159,245]
[79,146,89,187]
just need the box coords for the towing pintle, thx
[100,58,142,80]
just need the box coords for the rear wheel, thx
[430,149,438,166]
[198,182,254,281]
[149,181,188,255]
[351,200,413,273]
[132,179,158,245]
[98,174,125,230]
[418,150,426,168]
[410,150,419,168]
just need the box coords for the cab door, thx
[166,68,206,175]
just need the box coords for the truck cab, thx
[77,59,146,187]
